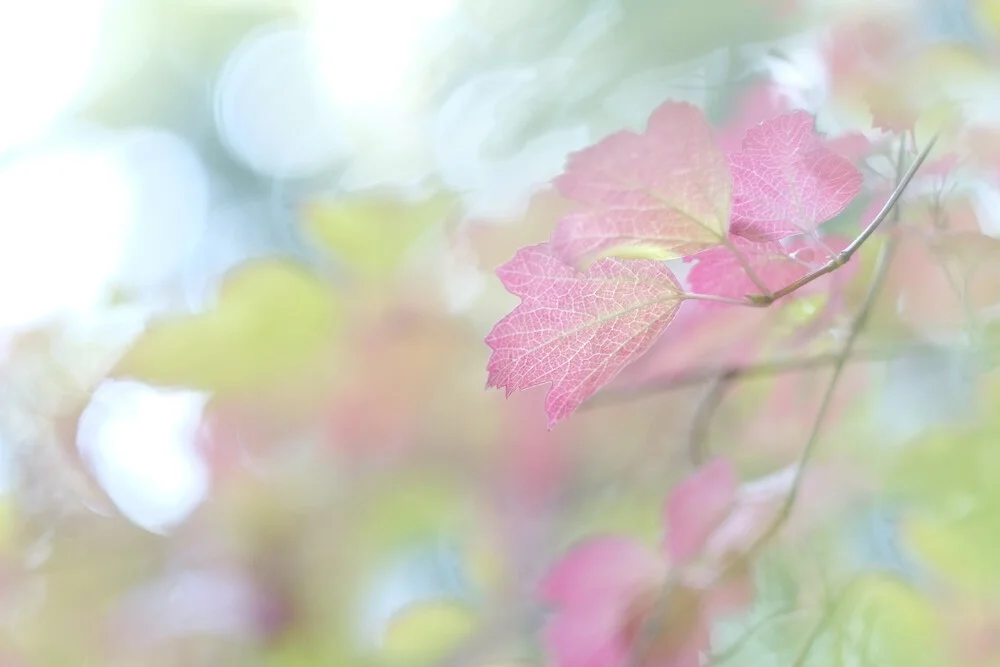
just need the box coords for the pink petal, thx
[543,603,632,667]
[539,536,664,608]
[665,459,739,564]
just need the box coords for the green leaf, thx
[844,574,946,667]
[347,475,472,562]
[113,259,339,395]
[302,194,455,280]
[902,513,1000,589]
[382,600,476,666]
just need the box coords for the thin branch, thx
[624,134,928,667]
[740,137,910,562]
[706,605,799,666]
[688,370,735,465]
[631,140,910,667]
[764,244,889,532]
[790,593,846,667]
[583,343,923,410]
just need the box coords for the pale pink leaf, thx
[729,111,863,241]
[825,131,874,163]
[685,234,849,307]
[610,301,770,388]
[550,101,731,266]
[685,235,815,304]
[539,536,664,608]
[486,243,683,427]
[665,459,739,564]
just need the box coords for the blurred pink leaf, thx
[550,102,731,266]
[825,131,874,163]
[729,111,863,241]
[609,301,770,387]
[715,82,791,154]
[502,389,570,510]
[486,244,683,427]
[538,537,664,608]
[664,459,738,564]
[539,459,767,667]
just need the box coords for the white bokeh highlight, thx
[0,136,134,330]
[76,380,210,533]
[111,128,210,290]
[434,67,591,219]
[0,0,110,154]
[308,0,456,113]
[214,26,350,179]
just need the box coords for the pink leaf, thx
[729,111,863,241]
[550,101,731,266]
[486,243,684,427]
[685,235,818,304]
[665,459,739,565]
[539,536,664,608]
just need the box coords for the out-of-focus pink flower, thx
[538,459,780,667]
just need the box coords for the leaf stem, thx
[683,292,761,306]
[723,235,774,298]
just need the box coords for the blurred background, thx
[4,0,1000,665]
